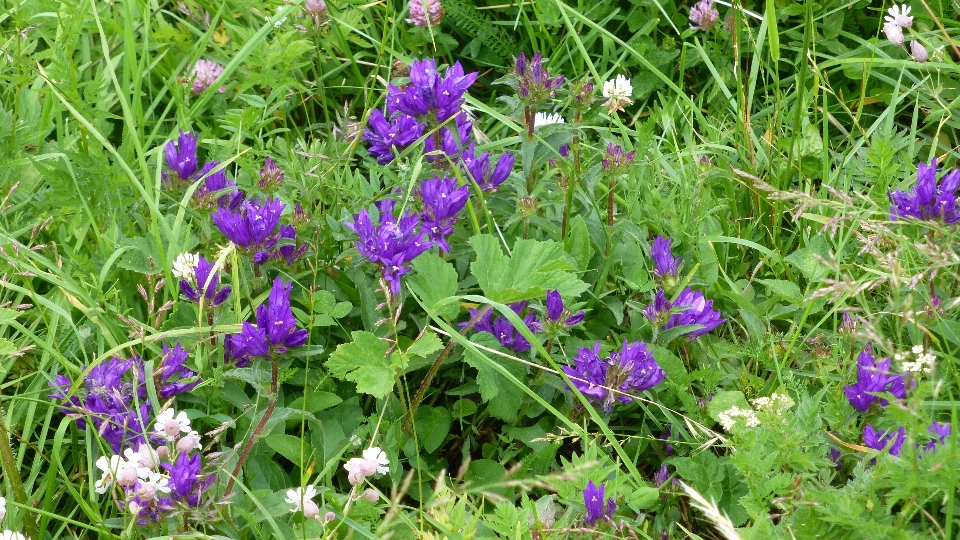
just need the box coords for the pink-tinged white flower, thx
[344,457,378,485]
[689,0,719,31]
[910,40,929,62]
[135,443,161,471]
[885,4,913,28]
[154,408,192,440]
[176,430,202,453]
[601,74,633,114]
[407,0,443,27]
[95,454,124,494]
[361,447,390,475]
[136,471,171,502]
[189,59,226,94]
[883,23,905,46]
[285,485,319,518]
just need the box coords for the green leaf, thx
[463,333,526,422]
[469,234,589,303]
[785,236,830,282]
[0,338,17,356]
[405,332,443,359]
[265,433,309,464]
[564,215,593,271]
[288,392,342,413]
[311,291,352,327]
[631,486,661,510]
[0,308,22,326]
[326,331,398,398]
[758,279,803,305]
[412,405,452,454]
[408,253,460,320]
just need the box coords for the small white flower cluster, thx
[534,112,565,128]
[717,406,761,432]
[343,447,390,486]
[601,74,633,114]
[751,392,794,413]
[896,344,935,374]
[172,252,199,281]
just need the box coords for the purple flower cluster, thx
[662,288,727,340]
[601,143,635,173]
[563,339,665,413]
[461,144,515,192]
[689,0,719,31]
[179,255,232,307]
[650,235,681,280]
[514,52,564,104]
[863,424,905,456]
[843,345,906,412]
[225,278,309,366]
[345,204,433,295]
[923,421,951,452]
[363,110,424,165]
[466,302,539,353]
[407,0,443,27]
[163,130,242,208]
[212,197,307,265]
[583,481,616,526]
[418,175,469,252]
[889,159,960,223]
[48,345,199,453]
[530,290,584,333]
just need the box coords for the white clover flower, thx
[885,4,913,28]
[285,485,318,512]
[172,252,199,281]
[533,112,565,128]
[883,22,905,46]
[362,447,390,475]
[601,74,633,114]
[0,531,26,540]
[95,454,124,494]
[0,495,5,524]
[154,408,192,440]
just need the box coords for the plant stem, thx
[224,359,278,497]
[0,394,40,540]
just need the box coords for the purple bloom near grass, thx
[563,339,665,413]
[889,159,960,223]
[464,302,539,353]
[583,481,616,526]
[514,52,565,103]
[653,464,670,487]
[863,424,906,456]
[407,0,443,27]
[387,58,478,125]
[664,288,726,340]
[461,144,514,192]
[424,113,472,162]
[165,131,199,182]
[189,59,226,94]
[179,255,231,307]
[689,0,719,31]
[601,143,635,172]
[843,345,906,412]
[642,289,673,327]
[418,175,469,252]
[162,452,205,507]
[362,109,425,165]
[194,161,243,209]
[650,236,681,280]
[211,197,285,262]
[157,343,202,399]
[924,421,951,452]
[531,289,584,332]
[345,207,433,295]
[225,278,309,366]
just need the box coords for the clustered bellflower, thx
[843,345,906,412]
[464,302,539,353]
[363,109,424,165]
[163,130,242,208]
[461,143,515,192]
[531,289,584,333]
[663,288,727,340]
[514,52,565,104]
[563,339,665,413]
[212,198,282,263]
[583,481,616,526]
[888,159,960,223]
[418,175,469,252]
[650,235,682,280]
[225,278,309,366]
[863,424,906,456]
[345,205,432,296]
[924,421,951,452]
[179,255,232,307]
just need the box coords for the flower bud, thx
[362,488,380,502]
[176,431,202,453]
[324,511,337,523]
[303,499,320,519]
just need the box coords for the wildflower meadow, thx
[1,0,959,538]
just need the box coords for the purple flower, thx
[157,343,201,399]
[843,345,906,412]
[889,159,960,223]
[344,207,432,295]
[689,0,719,31]
[194,161,243,209]
[424,113,472,162]
[211,197,285,261]
[601,143,635,173]
[583,481,615,526]
[407,0,443,26]
[179,255,231,307]
[418,175,469,252]
[664,288,725,340]
[653,465,670,487]
[305,0,327,23]
[514,52,565,104]
[273,225,307,265]
[162,451,204,507]
[924,421,951,452]
[531,290,584,332]
[189,59,226,94]
[563,339,665,413]
[659,425,674,456]
[642,289,673,327]
[362,109,425,165]
[461,144,514,192]
[464,302,539,353]
[225,278,308,365]
[650,236,681,280]
[863,424,906,456]
[386,58,478,125]
[259,157,284,190]
[829,448,843,469]
[165,131,199,182]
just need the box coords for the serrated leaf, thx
[564,215,593,271]
[405,332,443,359]
[412,405,452,454]
[0,338,18,356]
[326,331,397,398]
[469,234,589,303]
[0,308,22,326]
[408,253,460,320]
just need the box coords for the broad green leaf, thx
[326,331,398,398]
[265,433,309,464]
[405,332,443,359]
[288,392,342,413]
[564,215,593,271]
[785,236,830,282]
[707,390,751,424]
[631,487,661,510]
[412,405,452,454]
[408,253,460,320]
[758,279,803,305]
[310,290,352,327]
[469,234,589,303]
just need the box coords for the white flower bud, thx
[362,489,380,502]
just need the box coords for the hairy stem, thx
[224,359,278,497]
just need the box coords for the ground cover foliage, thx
[0,0,959,538]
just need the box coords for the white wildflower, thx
[95,455,124,494]
[136,471,171,502]
[884,4,913,28]
[911,344,924,355]
[883,22,905,46]
[344,457,378,485]
[601,74,633,114]
[0,532,26,540]
[285,485,318,513]
[752,392,794,413]
[135,443,162,471]
[533,112,565,128]
[362,447,390,475]
[172,252,199,281]
[154,408,192,440]
[0,495,5,524]
[176,430,202,453]
[717,406,760,432]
